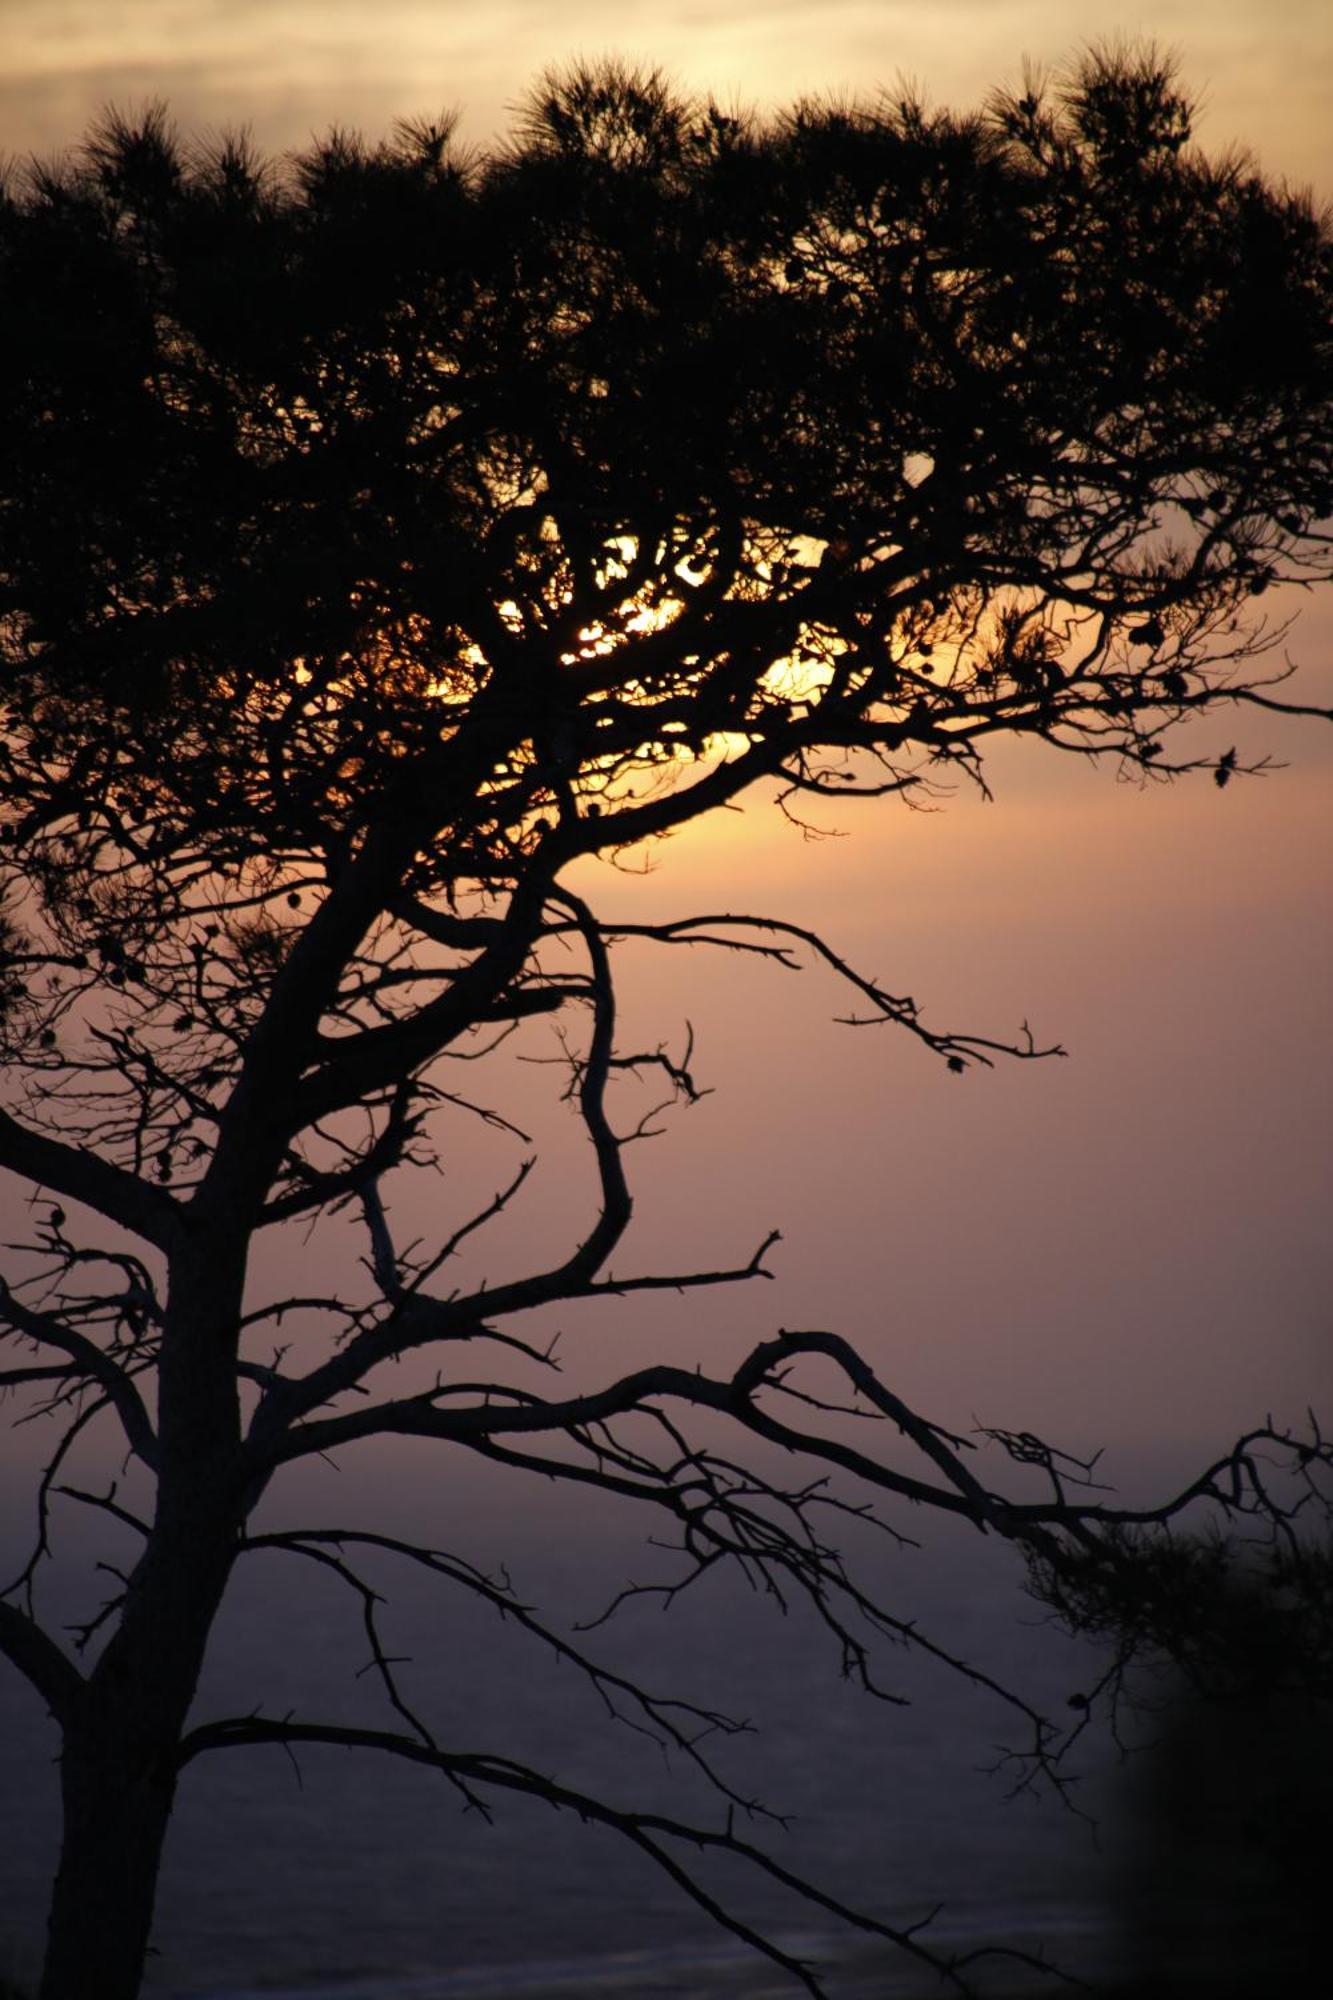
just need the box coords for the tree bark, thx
[40,1244,247,2000]
[39,1510,241,2000]
[38,1486,239,2000]
[40,1704,183,2000]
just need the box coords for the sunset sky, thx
[1,12,1332,1996]
[3,0,1332,191]
[1,0,1329,1490]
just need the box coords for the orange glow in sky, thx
[2,1,1330,190]
[2,0,1329,1468]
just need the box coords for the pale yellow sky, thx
[1,0,1330,192]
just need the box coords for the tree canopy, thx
[0,51,1330,2000]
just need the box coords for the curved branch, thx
[283,868,559,1135]
[175,1717,1058,1998]
[252,891,662,1443]
[0,1280,159,1471]
[253,1333,1330,1573]
[587,913,1065,1072]
[253,1343,1004,1532]
[539,885,633,1286]
[0,1106,181,1252]
[0,1600,83,1722]
[241,1526,768,1815]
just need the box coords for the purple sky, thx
[2,0,1329,1501]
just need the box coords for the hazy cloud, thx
[2,0,1330,185]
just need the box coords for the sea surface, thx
[0,1489,1287,1998]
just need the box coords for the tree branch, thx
[0,1279,159,1470]
[0,1107,181,1251]
[174,1716,1063,1998]
[0,1600,83,1722]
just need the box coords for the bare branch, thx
[175,1715,1068,1998]
[0,1279,159,1470]
[0,1107,181,1251]
[0,1600,83,1722]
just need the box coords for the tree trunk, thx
[41,1241,248,2000]
[39,1510,237,2000]
[40,1703,183,2000]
